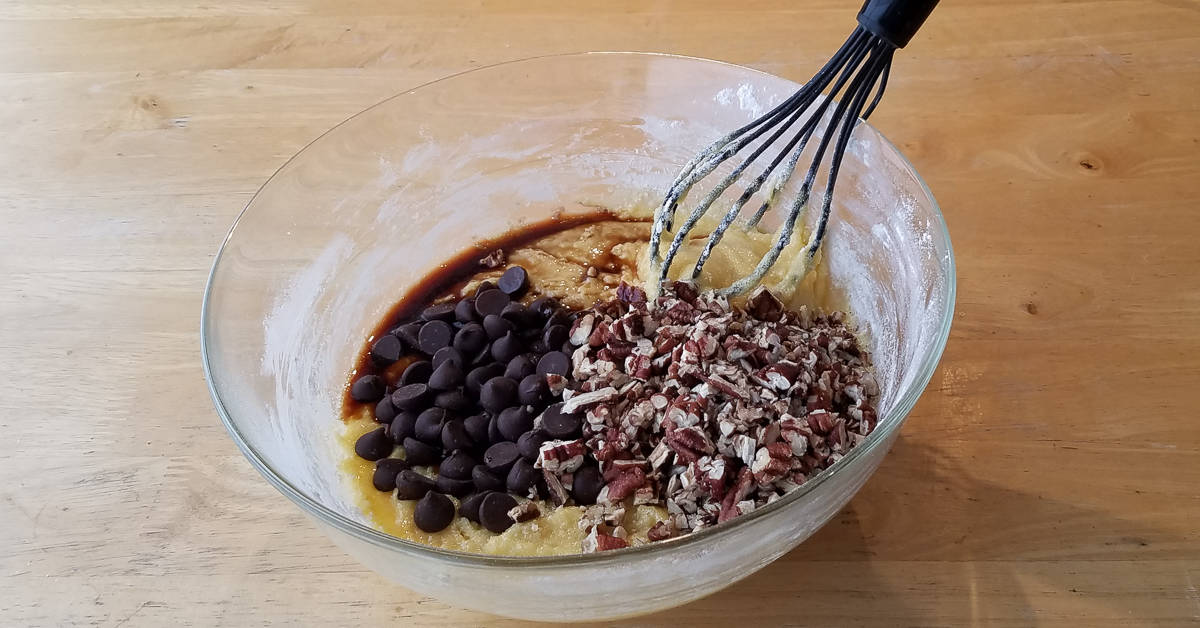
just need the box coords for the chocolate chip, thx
[372,458,409,491]
[400,360,432,385]
[459,491,491,523]
[393,322,423,350]
[427,361,464,390]
[530,296,559,318]
[389,411,417,441]
[517,430,547,462]
[490,331,523,363]
[435,475,475,497]
[465,363,504,396]
[474,280,496,297]
[483,441,520,474]
[434,389,472,412]
[440,420,473,452]
[482,314,514,340]
[463,414,490,445]
[418,320,453,354]
[498,265,528,296]
[474,289,511,318]
[453,323,488,355]
[497,407,533,442]
[394,469,435,500]
[354,427,392,461]
[391,383,430,410]
[414,491,455,532]
[370,334,404,367]
[454,298,478,323]
[500,302,537,326]
[526,336,548,355]
[572,465,603,505]
[504,354,535,380]
[350,375,386,403]
[432,346,463,370]
[506,458,537,494]
[536,351,571,377]
[488,415,502,443]
[517,374,548,405]
[541,402,582,439]
[545,309,572,330]
[479,376,517,412]
[467,348,491,369]
[439,451,475,479]
[374,397,398,423]
[471,466,506,492]
[479,492,519,533]
[414,408,446,444]
[402,437,440,466]
[420,303,456,322]
[543,325,568,350]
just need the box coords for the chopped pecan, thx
[746,285,785,321]
[647,520,676,541]
[507,500,540,523]
[718,467,754,523]
[633,485,657,505]
[806,409,836,433]
[730,433,757,466]
[545,373,569,396]
[588,321,612,347]
[602,467,647,503]
[751,442,792,485]
[616,281,647,304]
[561,386,618,414]
[542,470,570,505]
[664,425,715,464]
[569,313,595,346]
[779,414,811,456]
[671,281,699,303]
[626,354,653,380]
[478,249,506,268]
[647,440,673,470]
[581,527,629,553]
[603,506,627,527]
[696,456,731,502]
[536,439,586,473]
[828,418,849,453]
[560,281,879,536]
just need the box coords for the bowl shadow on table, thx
[569,436,1187,627]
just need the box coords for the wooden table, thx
[3,1,1198,625]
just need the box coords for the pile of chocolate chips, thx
[347,265,604,534]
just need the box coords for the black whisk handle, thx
[857,0,939,48]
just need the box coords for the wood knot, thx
[1074,152,1104,174]
[1023,302,1038,315]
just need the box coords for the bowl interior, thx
[202,52,953,561]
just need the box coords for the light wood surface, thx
[3,1,1199,626]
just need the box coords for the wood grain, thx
[2,1,1199,625]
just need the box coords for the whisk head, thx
[648,0,937,296]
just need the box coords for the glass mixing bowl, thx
[202,52,954,621]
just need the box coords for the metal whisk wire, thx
[647,0,937,296]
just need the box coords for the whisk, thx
[648,0,939,296]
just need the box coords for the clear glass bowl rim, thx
[200,51,956,568]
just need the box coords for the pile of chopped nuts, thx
[552,282,880,550]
